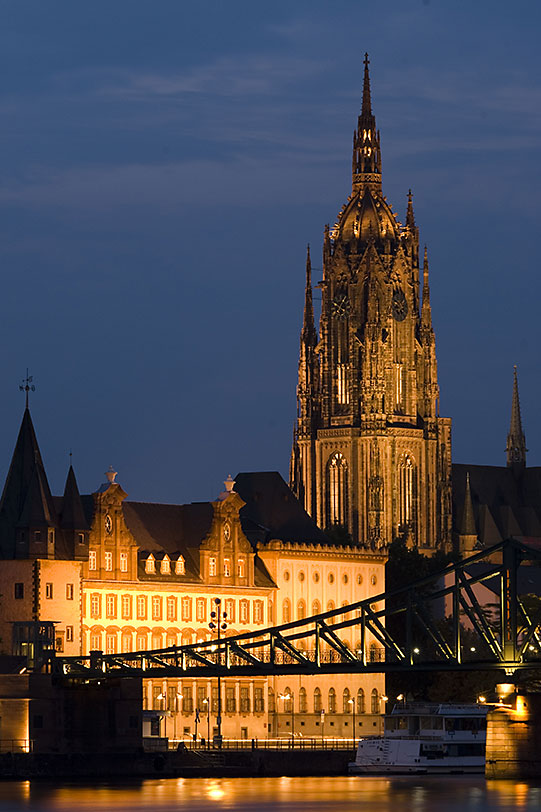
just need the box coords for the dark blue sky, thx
[0,1,540,503]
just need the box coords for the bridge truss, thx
[51,538,541,681]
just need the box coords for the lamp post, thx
[209,597,228,746]
[348,697,356,746]
[279,692,294,746]
[174,690,183,743]
[203,696,210,747]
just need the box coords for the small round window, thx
[357,574,362,585]
[371,575,377,586]
[284,571,290,581]
[342,573,349,585]
[328,572,335,584]
[299,571,305,582]
[313,572,320,583]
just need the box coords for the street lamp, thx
[173,690,183,742]
[209,597,228,746]
[203,696,210,748]
[348,697,356,745]
[279,692,294,746]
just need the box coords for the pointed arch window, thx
[326,452,348,527]
[398,453,417,531]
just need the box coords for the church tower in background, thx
[290,55,452,552]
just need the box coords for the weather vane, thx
[19,369,35,409]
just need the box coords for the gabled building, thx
[0,406,386,742]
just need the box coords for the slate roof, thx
[234,471,331,546]
[453,463,541,545]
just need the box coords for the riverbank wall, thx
[0,747,357,779]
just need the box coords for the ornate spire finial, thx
[362,52,372,117]
[421,246,432,326]
[302,243,316,345]
[105,465,117,484]
[506,366,527,471]
[224,474,235,493]
[19,369,35,409]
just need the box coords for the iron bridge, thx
[51,538,541,681]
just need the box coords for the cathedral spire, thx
[302,244,317,345]
[361,52,372,117]
[352,53,381,194]
[406,189,416,230]
[506,366,527,471]
[421,245,432,326]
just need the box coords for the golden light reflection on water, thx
[1,776,541,811]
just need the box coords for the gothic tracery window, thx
[326,452,348,527]
[398,453,417,534]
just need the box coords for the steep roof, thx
[452,463,541,545]
[234,471,331,546]
[60,465,89,531]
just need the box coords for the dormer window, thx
[175,556,185,575]
[145,555,156,574]
[223,558,231,577]
[209,557,217,577]
[161,556,171,575]
[237,558,245,578]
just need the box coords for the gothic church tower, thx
[290,56,452,551]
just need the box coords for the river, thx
[0,776,541,811]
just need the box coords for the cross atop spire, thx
[19,369,35,410]
[506,365,527,472]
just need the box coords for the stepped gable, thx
[234,471,331,546]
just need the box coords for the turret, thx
[352,53,382,194]
[506,366,527,473]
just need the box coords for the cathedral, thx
[290,55,452,552]
[0,55,540,748]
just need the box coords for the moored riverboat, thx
[349,702,488,774]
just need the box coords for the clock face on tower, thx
[331,291,349,319]
[391,288,408,321]
[104,514,113,535]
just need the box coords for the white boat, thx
[349,702,488,774]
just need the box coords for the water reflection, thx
[1,776,541,811]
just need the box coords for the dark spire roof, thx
[0,409,57,554]
[60,465,89,530]
[302,244,317,346]
[458,472,477,536]
[506,366,527,470]
[361,52,372,118]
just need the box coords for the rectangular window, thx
[121,633,133,652]
[120,552,128,572]
[106,594,117,618]
[254,686,264,713]
[237,558,245,578]
[152,596,162,621]
[88,550,97,571]
[223,558,231,577]
[254,600,263,624]
[90,593,101,618]
[181,596,192,621]
[55,635,64,652]
[240,686,250,713]
[66,626,74,642]
[160,557,170,574]
[166,596,177,621]
[136,595,147,620]
[196,597,206,622]
[77,532,85,545]
[121,594,132,619]
[226,686,236,713]
[14,582,24,600]
[209,557,217,577]
[239,600,249,623]
[45,583,53,600]
[105,551,113,572]
[66,583,74,600]
[197,686,207,711]
[182,687,193,714]
[136,633,147,650]
[48,528,55,545]
[211,686,219,714]
[225,598,235,622]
